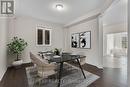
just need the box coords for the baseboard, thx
[97,65,103,69]
[86,63,103,69]
[0,68,7,82]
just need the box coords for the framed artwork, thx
[71,33,80,48]
[79,31,91,49]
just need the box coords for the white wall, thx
[103,0,127,26]
[8,16,64,65]
[0,18,8,81]
[106,34,114,55]
[104,23,127,34]
[64,18,102,68]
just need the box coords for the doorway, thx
[103,32,127,69]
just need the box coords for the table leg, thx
[42,54,44,58]
[76,59,86,79]
[58,62,63,87]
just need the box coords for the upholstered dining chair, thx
[30,52,57,78]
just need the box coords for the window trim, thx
[36,26,52,46]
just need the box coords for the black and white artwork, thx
[79,31,91,49]
[71,33,80,48]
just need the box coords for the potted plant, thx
[7,37,28,66]
[53,48,61,55]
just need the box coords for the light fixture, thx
[55,4,64,11]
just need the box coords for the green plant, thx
[53,48,61,55]
[7,37,28,61]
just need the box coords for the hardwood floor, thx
[103,55,127,69]
[0,63,127,87]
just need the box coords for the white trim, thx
[64,9,101,27]
[100,0,116,14]
[128,0,130,86]
[0,68,7,81]
[64,0,115,27]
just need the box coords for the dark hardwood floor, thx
[0,63,127,87]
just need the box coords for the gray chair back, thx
[30,52,48,67]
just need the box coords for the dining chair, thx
[30,52,57,78]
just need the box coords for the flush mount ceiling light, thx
[52,0,66,11]
[55,4,64,11]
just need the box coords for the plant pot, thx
[12,60,23,66]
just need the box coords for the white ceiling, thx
[15,0,106,24]
[103,0,127,26]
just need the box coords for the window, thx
[122,37,128,49]
[37,29,43,45]
[36,26,51,46]
[45,30,50,45]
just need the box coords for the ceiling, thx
[15,0,106,24]
[103,0,127,26]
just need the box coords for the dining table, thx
[39,52,86,87]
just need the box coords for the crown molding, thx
[64,9,101,28]
[64,0,115,28]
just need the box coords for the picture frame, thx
[79,31,91,49]
[71,33,80,48]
